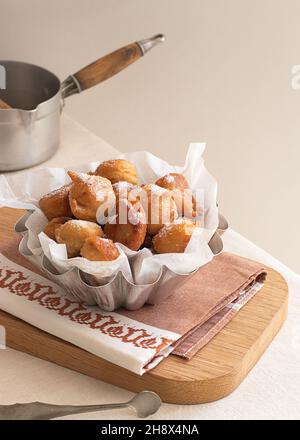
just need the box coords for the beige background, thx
[0,0,299,273]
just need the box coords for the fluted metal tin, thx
[15,211,228,312]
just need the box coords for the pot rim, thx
[0,60,62,117]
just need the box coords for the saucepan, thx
[0,34,165,172]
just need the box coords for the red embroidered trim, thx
[0,266,174,353]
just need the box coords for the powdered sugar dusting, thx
[99,237,111,243]
[146,184,169,196]
[164,174,175,183]
[70,172,114,202]
[62,219,101,231]
[156,218,197,238]
[41,184,70,200]
[113,181,134,191]
[128,208,145,226]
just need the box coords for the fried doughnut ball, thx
[95,159,138,185]
[152,218,198,254]
[80,236,120,261]
[68,171,115,222]
[104,199,147,251]
[139,184,178,235]
[43,216,71,241]
[39,184,72,220]
[155,173,197,218]
[55,219,103,258]
[156,173,189,191]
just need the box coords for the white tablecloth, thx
[0,115,299,420]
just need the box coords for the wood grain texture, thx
[0,98,11,109]
[74,43,142,91]
[0,207,288,404]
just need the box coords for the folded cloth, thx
[121,252,266,358]
[172,279,264,358]
[0,238,266,375]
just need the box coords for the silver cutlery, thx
[0,391,161,420]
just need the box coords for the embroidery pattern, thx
[0,266,174,353]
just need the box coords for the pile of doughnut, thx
[39,158,201,261]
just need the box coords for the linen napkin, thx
[121,252,266,359]
[0,237,266,375]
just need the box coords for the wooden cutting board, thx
[0,207,288,404]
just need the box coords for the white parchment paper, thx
[0,143,218,285]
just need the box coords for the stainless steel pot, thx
[0,34,165,172]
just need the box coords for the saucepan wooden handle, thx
[74,42,142,91]
[61,34,165,98]
[0,98,11,109]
